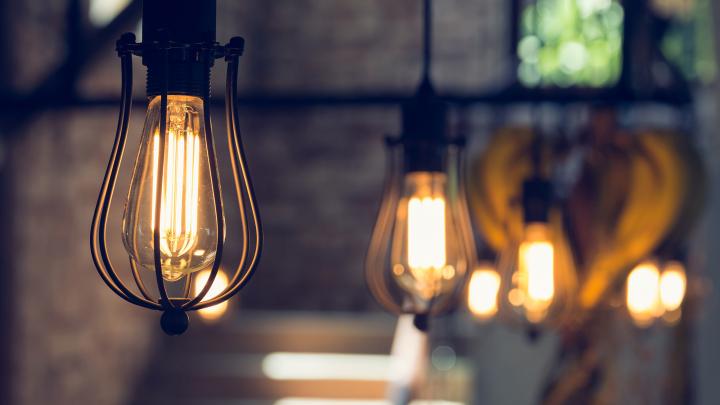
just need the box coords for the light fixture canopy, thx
[90,0,262,335]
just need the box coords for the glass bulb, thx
[498,220,577,327]
[122,95,222,282]
[626,260,663,328]
[467,262,501,321]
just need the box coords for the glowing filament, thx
[407,197,447,270]
[512,223,555,323]
[389,172,459,304]
[151,129,201,261]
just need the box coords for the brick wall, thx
[3,1,507,404]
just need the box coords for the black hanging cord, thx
[421,0,432,86]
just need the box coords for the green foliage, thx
[659,0,717,84]
[518,0,624,87]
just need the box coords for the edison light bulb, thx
[194,269,230,321]
[626,260,663,328]
[122,95,222,282]
[467,262,501,320]
[366,161,474,316]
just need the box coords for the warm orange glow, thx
[468,265,501,320]
[515,223,554,323]
[626,261,662,327]
[151,128,201,264]
[194,269,230,321]
[404,194,450,299]
[407,197,447,270]
[391,172,459,301]
[660,261,687,312]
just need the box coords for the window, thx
[517,0,624,87]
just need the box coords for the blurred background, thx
[0,0,719,404]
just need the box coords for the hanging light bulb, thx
[365,0,475,328]
[467,261,501,321]
[90,0,262,335]
[498,176,577,328]
[365,97,475,322]
[626,260,663,328]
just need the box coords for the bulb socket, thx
[145,57,211,97]
[400,81,449,172]
[142,0,216,97]
[522,177,552,223]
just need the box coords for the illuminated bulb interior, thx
[121,95,219,283]
[514,223,554,323]
[194,269,230,321]
[392,172,455,301]
[407,196,447,270]
[468,266,501,320]
[152,128,201,261]
[659,261,687,312]
[626,261,662,327]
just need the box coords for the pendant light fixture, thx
[497,138,577,331]
[90,0,262,335]
[365,0,476,330]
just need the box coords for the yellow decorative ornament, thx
[467,128,696,321]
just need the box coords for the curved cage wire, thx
[90,33,262,329]
[365,138,475,316]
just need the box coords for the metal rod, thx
[422,0,432,84]
[220,54,250,291]
[153,39,173,309]
[129,259,154,301]
[183,55,226,309]
[195,50,263,309]
[90,45,161,310]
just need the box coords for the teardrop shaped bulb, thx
[122,95,223,282]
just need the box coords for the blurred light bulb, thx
[391,173,464,303]
[467,263,501,320]
[194,269,230,321]
[626,261,663,328]
[122,95,221,282]
[507,223,554,324]
[659,261,687,313]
